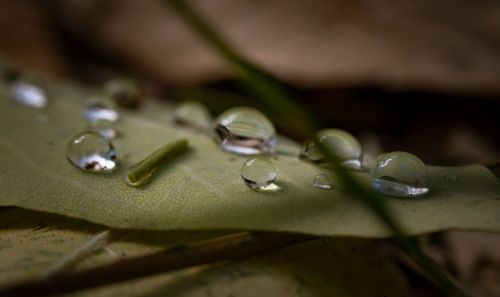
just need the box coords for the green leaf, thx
[1,81,500,237]
[0,208,409,296]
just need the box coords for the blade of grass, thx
[0,232,313,297]
[313,138,468,297]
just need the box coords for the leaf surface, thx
[1,82,500,237]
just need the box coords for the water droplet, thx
[300,129,362,170]
[371,152,429,197]
[83,95,119,122]
[241,157,277,190]
[214,107,276,155]
[87,119,117,139]
[103,78,142,108]
[66,131,117,172]
[174,101,212,130]
[10,81,47,108]
[313,174,333,189]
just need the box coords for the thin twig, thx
[0,232,314,297]
[39,230,111,279]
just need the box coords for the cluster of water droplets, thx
[1,66,431,196]
[209,106,430,196]
[67,80,126,173]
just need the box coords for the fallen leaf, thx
[0,208,409,296]
[0,81,500,238]
[54,0,500,94]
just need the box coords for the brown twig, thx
[0,232,314,297]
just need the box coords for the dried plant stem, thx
[39,230,111,279]
[0,232,313,297]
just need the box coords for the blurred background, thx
[1,0,499,167]
[1,0,500,296]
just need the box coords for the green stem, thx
[394,238,468,297]
[126,139,189,186]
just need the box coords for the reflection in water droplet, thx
[174,101,212,130]
[66,131,116,172]
[10,81,47,108]
[214,107,276,155]
[371,152,429,197]
[87,119,117,139]
[300,129,362,170]
[241,157,277,190]
[313,174,333,189]
[83,95,119,122]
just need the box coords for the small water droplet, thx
[313,174,333,189]
[87,119,117,139]
[371,152,429,197]
[66,131,116,172]
[174,101,212,130]
[241,157,277,190]
[300,129,362,170]
[103,78,142,108]
[214,107,276,155]
[10,81,47,108]
[83,95,119,122]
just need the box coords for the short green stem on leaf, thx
[126,139,189,186]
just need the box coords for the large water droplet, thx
[300,129,362,169]
[66,131,117,172]
[371,152,429,197]
[241,157,277,190]
[313,174,333,189]
[214,107,276,155]
[10,81,47,108]
[174,101,212,130]
[83,95,119,122]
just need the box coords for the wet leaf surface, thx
[0,81,499,237]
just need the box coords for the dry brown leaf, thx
[54,0,500,93]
